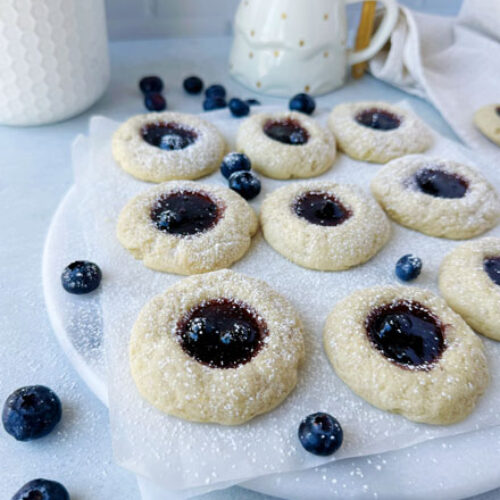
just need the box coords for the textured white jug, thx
[230,0,398,96]
[0,0,110,126]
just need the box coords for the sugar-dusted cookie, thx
[328,101,432,163]
[323,286,489,425]
[439,238,500,341]
[235,111,336,179]
[260,181,391,270]
[371,155,500,239]
[474,104,500,146]
[129,269,305,425]
[112,112,226,182]
[117,181,257,274]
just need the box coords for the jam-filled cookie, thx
[235,111,336,179]
[371,156,500,239]
[117,181,258,274]
[323,286,489,425]
[260,182,391,270]
[474,104,500,146]
[112,112,226,182]
[328,101,433,163]
[439,238,500,341]
[129,269,305,425]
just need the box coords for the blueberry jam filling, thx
[177,298,267,368]
[141,122,197,150]
[355,108,401,131]
[293,191,352,226]
[365,300,445,369]
[484,257,500,286]
[263,118,309,145]
[151,191,221,236]
[414,168,468,199]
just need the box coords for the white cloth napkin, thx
[369,0,500,162]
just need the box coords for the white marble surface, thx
[0,36,498,500]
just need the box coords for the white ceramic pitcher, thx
[229,0,398,96]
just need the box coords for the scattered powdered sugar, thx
[328,101,433,163]
[112,112,225,182]
[58,105,500,493]
[371,156,500,239]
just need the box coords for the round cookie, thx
[112,112,226,182]
[328,101,433,163]
[474,104,500,146]
[260,181,391,271]
[371,155,500,239]
[235,110,336,179]
[323,286,489,425]
[117,181,258,274]
[439,238,500,341]
[129,269,305,425]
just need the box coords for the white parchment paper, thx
[75,106,500,492]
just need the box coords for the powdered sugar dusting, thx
[61,105,500,492]
[372,155,500,239]
[328,101,433,163]
[112,111,226,182]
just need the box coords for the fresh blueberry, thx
[139,76,163,94]
[183,76,204,95]
[156,209,183,232]
[61,260,101,295]
[289,93,316,115]
[246,98,261,106]
[233,322,255,343]
[186,317,208,342]
[2,386,62,441]
[219,331,233,345]
[160,134,189,151]
[205,84,226,99]
[228,98,250,118]
[12,478,69,500]
[228,171,261,200]
[220,152,251,179]
[395,254,422,282]
[203,97,227,111]
[219,322,254,345]
[144,93,167,112]
[298,412,343,456]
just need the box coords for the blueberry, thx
[186,317,208,342]
[61,260,101,295]
[220,331,233,345]
[395,254,422,282]
[203,97,226,111]
[160,134,189,151]
[144,93,167,112]
[139,76,163,94]
[2,386,62,441]
[233,322,255,343]
[228,98,250,118]
[205,84,226,99]
[246,98,261,106]
[12,478,69,500]
[228,171,261,200]
[156,209,183,232]
[289,93,316,115]
[220,152,251,179]
[183,76,204,94]
[298,412,343,456]
[220,322,254,345]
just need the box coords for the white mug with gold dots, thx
[229,0,398,96]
